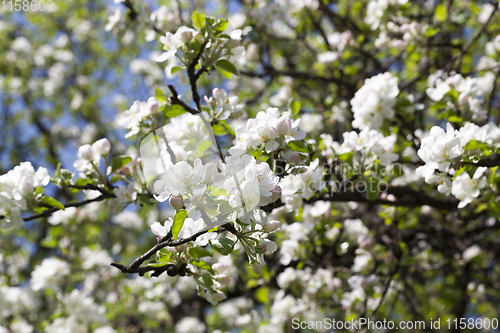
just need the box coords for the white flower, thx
[110,183,137,213]
[105,8,121,31]
[10,320,33,333]
[280,159,324,203]
[416,123,462,182]
[153,159,206,201]
[204,88,244,120]
[74,138,111,174]
[175,316,206,333]
[351,72,399,130]
[117,100,152,138]
[232,107,305,152]
[156,26,198,62]
[92,138,111,155]
[451,167,487,208]
[462,245,481,262]
[0,162,50,230]
[426,78,451,101]
[63,289,106,324]
[343,218,369,243]
[31,257,70,291]
[44,317,86,333]
[299,114,324,133]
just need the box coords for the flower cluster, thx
[323,128,399,166]
[0,162,50,230]
[232,107,306,163]
[279,159,324,212]
[350,72,399,130]
[73,138,111,175]
[426,71,495,119]
[416,122,500,207]
[204,88,244,121]
[116,98,160,138]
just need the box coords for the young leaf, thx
[215,59,238,76]
[366,177,380,201]
[172,209,187,240]
[210,236,235,255]
[41,196,65,211]
[155,88,168,103]
[111,155,132,172]
[163,105,186,118]
[191,10,206,30]
[216,67,232,79]
[220,120,235,136]
[288,140,308,153]
[188,247,213,259]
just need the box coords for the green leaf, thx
[209,236,235,255]
[190,260,214,273]
[215,59,238,76]
[163,104,186,118]
[111,155,132,172]
[172,209,187,240]
[197,139,213,155]
[74,178,92,187]
[212,123,227,136]
[435,4,447,22]
[256,286,270,304]
[170,66,183,75]
[288,140,308,153]
[366,177,380,201]
[41,196,65,210]
[188,247,213,259]
[220,120,235,136]
[157,250,173,263]
[191,10,206,30]
[215,19,229,32]
[338,152,353,163]
[291,100,301,117]
[464,140,487,151]
[217,67,233,79]
[155,88,167,103]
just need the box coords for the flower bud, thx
[252,261,262,275]
[178,30,194,44]
[169,195,184,210]
[147,97,160,114]
[256,242,267,254]
[215,274,230,287]
[204,95,216,109]
[276,118,292,136]
[20,177,34,196]
[78,144,96,161]
[225,39,240,49]
[282,150,301,165]
[212,263,228,273]
[270,185,282,202]
[92,138,111,156]
[263,220,281,233]
[213,291,227,303]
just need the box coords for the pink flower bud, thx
[252,261,262,275]
[169,195,184,210]
[270,186,282,202]
[92,138,111,156]
[215,274,230,287]
[263,220,281,233]
[276,118,292,136]
[212,263,228,273]
[256,242,267,254]
[78,144,96,161]
[211,290,227,303]
[147,97,160,114]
